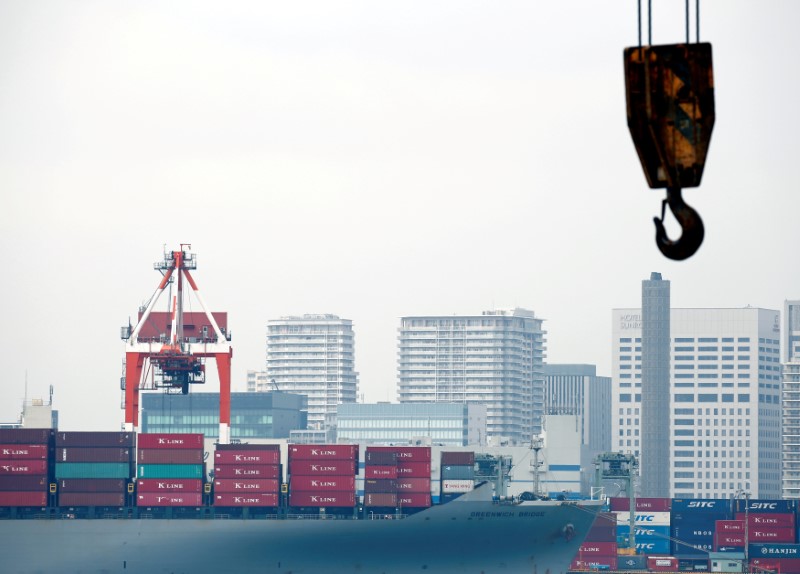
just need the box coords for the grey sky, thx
[1,1,798,430]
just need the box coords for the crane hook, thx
[653,187,704,261]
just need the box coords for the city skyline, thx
[1,2,798,430]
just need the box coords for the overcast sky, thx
[1,1,797,430]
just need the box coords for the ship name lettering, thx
[469,512,516,518]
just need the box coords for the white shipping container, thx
[442,479,473,494]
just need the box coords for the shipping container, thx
[396,478,430,493]
[137,449,204,464]
[136,464,204,479]
[290,476,355,492]
[671,498,731,514]
[214,492,278,507]
[367,446,430,462]
[750,558,800,572]
[570,557,618,570]
[364,479,397,493]
[617,554,647,570]
[735,512,796,529]
[137,433,204,450]
[0,491,47,506]
[714,532,745,548]
[748,543,800,558]
[0,460,48,475]
[365,466,398,479]
[440,465,474,480]
[0,475,48,491]
[136,478,203,493]
[396,462,431,478]
[0,429,53,445]
[440,451,474,466]
[288,460,355,476]
[214,478,279,493]
[289,490,355,507]
[57,478,127,492]
[137,492,203,506]
[616,525,671,539]
[0,444,49,460]
[646,556,680,572]
[55,462,131,479]
[576,541,617,556]
[55,432,135,448]
[58,492,126,506]
[364,451,397,465]
[716,519,745,533]
[288,444,358,461]
[442,479,473,494]
[56,448,132,463]
[636,540,671,554]
[215,450,280,465]
[213,464,281,479]
[748,527,795,542]
[614,511,671,525]
[364,492,397,507]
[733,498,794,514]
[397,493,432,508]
[214,443,280,451]
[609,496,672,512]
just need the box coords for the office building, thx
[264,314,358,431]
[612,305,781,499]
[782,299,800,499]
[398,308,545,445]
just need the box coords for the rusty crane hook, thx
[653,187,704,261]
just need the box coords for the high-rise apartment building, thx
[263,314,358,431]
[398,308,545,445]
[782,300,800,499]
[612,306,781,499]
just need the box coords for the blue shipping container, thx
[671,498,732,514]
[440,465,474,480]
[749,543,800,558]
[732,499,795,514]
[616,525,670,539]
[636,539,671,554]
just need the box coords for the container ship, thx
[0,430,603,574]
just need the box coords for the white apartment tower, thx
[398,308,545,446]
[782,299,800,499]
[264,314,358,431]
[612,306,782,499]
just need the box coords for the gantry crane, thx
[120,245,233,443]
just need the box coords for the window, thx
[675,394,695,402]
[699,394,718,402]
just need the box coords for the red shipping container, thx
[0,475,48,491]
[215,443,280,451]
[364,492,397,507]
[136,478,203,493]
[609,497,672,512]
[57,448,132,463]
[215,450,279,465]
[59,492,126,506]
[137,449,204,464]
[0,460,48,475]
[289,460,355,476]
[137,492,203,506]
[137,433,203,450]
[646,556,679,572]
[367,446,430,462]
[750,558,800,572]
[365,479,397,493]
[289,490,355,507]
[214,464,281,479]
[716,519,745,532]
[0,491,48,506]
[291,475,355,491]
[396,478,430,493]
[288,444,358,461]
[56,432,135,448]
[0,444,49,460]
[214,478,279,493]
[735,512,796,529]
[570,557,618,571]
[748,527,796,542]
[397,493,432,508]
[214,492,278,507]
[440,451,474,465]
[715,532,745,547]
[58,478,127,492]
[396,462,432,478]
[577,542,617,556]
[365,466,398,479]
[0,429,53,445]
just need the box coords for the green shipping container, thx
[55,462,132,479]
[137,464,204,479]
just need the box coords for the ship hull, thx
[0,489,599,573]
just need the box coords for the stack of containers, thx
[670,498,732,557]
[213,444,280,507]
[365,446,431,509]
[713,519,745,552]
[363,449,398,508]
[0,429,53,507]
[440,451,474,500]
[136,433,204,507]
[748,543,800,573]
[288,444,358,509]
[734,498,796,545]
[570,513,619,571]
[55,431,135,506]
[610,497,671,555]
